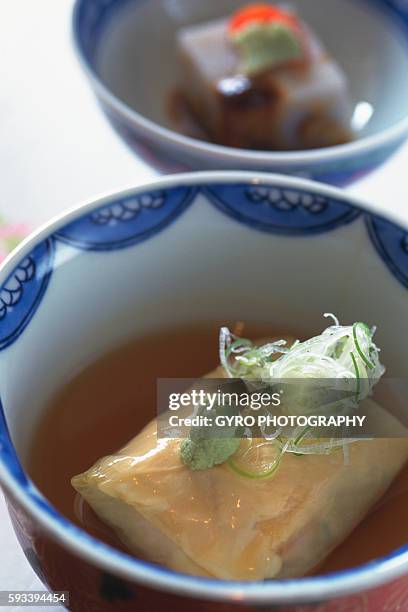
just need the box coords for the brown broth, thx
[27,324,408,576]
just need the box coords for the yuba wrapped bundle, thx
[73,316,408,580]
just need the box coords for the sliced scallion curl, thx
[324,312,340,326]
[353,322,375,370]
[219,327,289,379]
[228,439,283,479]
[294,425,312,446]
[285,438,346,455]
[290,425,313,456]
[227,338,253,356]
[350,351,361,398]
[213,315,385,477]
[219,327,231,377]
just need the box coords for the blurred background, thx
[1,0,408,608]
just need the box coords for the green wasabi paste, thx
[180,437,240,471]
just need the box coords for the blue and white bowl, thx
[1,171,408,611]
[72,0,408,184]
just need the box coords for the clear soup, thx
[28,324,408,576]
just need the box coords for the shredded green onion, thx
[183,314,385,476]
[228,456,282,479]
[294,425,312,446]
[227,439,283,480]
[350,351,361,398]
[219,313,385,478]
[353,322,375,370]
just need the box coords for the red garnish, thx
[229,3,300,35]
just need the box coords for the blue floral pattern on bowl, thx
[1,182,408,353]
[91,190,165,225]
[54,186,196,250]
[204,184,361,234]
[366,214,408,288]
[0,239,54,350]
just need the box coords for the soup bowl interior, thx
[1,172,408,605]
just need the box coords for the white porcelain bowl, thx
[0,172,408,611]
[73,0,408,184]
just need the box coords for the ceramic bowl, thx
[72,0,408,184]
[1,171,408,611]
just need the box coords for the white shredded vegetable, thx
[219,314,385,463]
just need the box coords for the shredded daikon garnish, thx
[220,314,385,474]
[220,314,384,388]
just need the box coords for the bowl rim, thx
[1,170,408,604]
[71,0,408,168]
